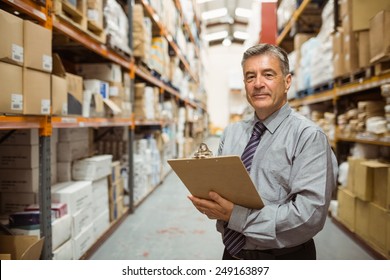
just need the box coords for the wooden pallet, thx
[374,59,390,76]
[54,0,106,44]
[54,0,86,28]
[335,66,374,87]
[296,79,334,98]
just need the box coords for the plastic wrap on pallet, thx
[103,0,131,55]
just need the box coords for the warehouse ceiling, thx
[196,0,256,46]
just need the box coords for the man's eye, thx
[246,76,254,81]
[265,73,274,79]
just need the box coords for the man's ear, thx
[285,73,292,92]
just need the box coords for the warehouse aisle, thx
[90,136,375,260]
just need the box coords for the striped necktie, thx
[223,121,266,257]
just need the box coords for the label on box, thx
[12,44,23,63]
[11,94,23,111]
[109,86,119,96]
[42,55,52,72]
[62,103,68,115]
[87,9,99,21]
[41,99,50,114]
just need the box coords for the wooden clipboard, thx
[167,155,264,209]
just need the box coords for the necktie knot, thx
[252,122,266,138]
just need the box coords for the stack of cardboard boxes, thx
[337,157,390,259]
[332,0,390,77]
[0,9,52,115]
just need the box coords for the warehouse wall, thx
[204,44,245,130]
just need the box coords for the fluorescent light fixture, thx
[204,31,228,41]
[222,37,232,47]
[196,0,215,3]
[201,8,228,21]
[233,31,249,40]
[235,7,252,18]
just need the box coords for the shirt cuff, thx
[228,205,250,232]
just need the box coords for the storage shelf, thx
[52,116,133,128]
[53,17,131,69]
[139,0,199,83]
[276,0,311,45]
[336,135,390,147]
[0,115,43,130]
[336,72,390,97]
[291,72,390,106]
[290,89,335,107]
[174,0,200,58]
[2,0,48,22]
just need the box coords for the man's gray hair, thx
[241,44,290,76]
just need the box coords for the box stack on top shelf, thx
[0,0,208,260]
[278,0,390,259]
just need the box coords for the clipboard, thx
[167,144,264,209]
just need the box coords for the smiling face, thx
[243,53,291,121]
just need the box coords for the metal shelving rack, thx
[0,0,206,259]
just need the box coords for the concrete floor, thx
[90,136,375,260]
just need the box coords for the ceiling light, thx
[201,8,228,21]
[233,31,249,40]
[204,31,228,41]
[235,7,252,18]
[222,37,232,47]
[196,0,215,3]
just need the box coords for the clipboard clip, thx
[193,143,213,159]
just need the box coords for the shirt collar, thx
[251,103,292,134]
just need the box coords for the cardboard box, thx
[0,192,37,213]
[76,62,122,83]
[52,239,73,260]
[9,213,72,251]
[372,162,390,209]
[355,160,377,201]
[0,235,44,260]
[59,127,90,142]
[57,162,72,183]
[368,203,388,254]
[0,129,38,145]
[358,30,370,68]
[337,187,356,231]
[0,145,39,169]
[0,62,23,114]
[87,0,104,29]
[109,195,125,221]
[0,9,23,65]
[343,31,359,73]
[51,75,68,115]
[57,139,90,162]
[342,0,390,31]
[369,10,390,63]
[387,213,390,258]
[109,178,124,202]
[72,154,113,181]
[51,181,93,214]
[23,68,51,115]
[355,199,370,241]
[72,208,93,237]
[72,223,94,260]
[93,209,110,240]
[52,54,83,115]
[24,20,52,72]
[0,168,39,192]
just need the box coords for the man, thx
[188,44,338,260]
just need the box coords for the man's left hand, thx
[188,192,234,222]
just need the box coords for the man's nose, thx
[254,75,264,88]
